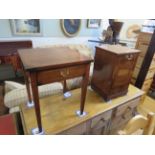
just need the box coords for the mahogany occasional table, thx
[18,47,93,134]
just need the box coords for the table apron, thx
[36,64,87,85]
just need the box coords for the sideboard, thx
[20,84,144,135]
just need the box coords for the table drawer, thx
[37,64,86,84]
[114,98,140,117]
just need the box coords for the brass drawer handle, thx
[126,54,133,61]
[60,69,70,78]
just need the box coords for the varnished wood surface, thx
[91,45,139,100]
[0,40,32,71]
[20,84,144,135]
[0,40,32,56]
[18,47,93,71]
[97,44,140,55]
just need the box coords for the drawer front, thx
[90,110,112,135]
[59,122,87,135]
[37,65,86,84]
[142,79,153,92]
[114,97,140,117]
[91,110,112,128]
[110,112,133,133]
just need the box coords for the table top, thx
[96,44,140,55]
[18,47,93,71]
[20,84,144,135]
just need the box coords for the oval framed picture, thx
[60,19,81,37]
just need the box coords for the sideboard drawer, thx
[37,64,86,84]
[90,110,112,135]
[59,122,87,135]
[114,98,140,117]
[91,110,112,128]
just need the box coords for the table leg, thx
[80,64,90,115]
[63,80,67,93]
[22,70,33,104]
[30,73,42,133]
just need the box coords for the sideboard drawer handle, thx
[122,106,132,119]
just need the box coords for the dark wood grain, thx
[30,72,42,133]
[19,47,93,133]
[0,40,32,71]
[18,47,92,71]
[91,45,139,101]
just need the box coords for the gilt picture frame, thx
[87,19,101,28]
[10,19,42,36]
[60,19,81,37]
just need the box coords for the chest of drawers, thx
[91,45,140,101]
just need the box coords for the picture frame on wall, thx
[60,19,81,37]
[10,19,42,36]
[87,19,101,28]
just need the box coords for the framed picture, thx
[10,19,42,36]
[60,19,81,37]
[87,19,101,28]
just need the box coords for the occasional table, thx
[18,47,93,134]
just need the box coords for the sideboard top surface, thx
[20,84,144,135]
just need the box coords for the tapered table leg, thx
[63,80,67,93]
[80,64,90,115]
[30,73,42,133]
[23,71,33,105]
